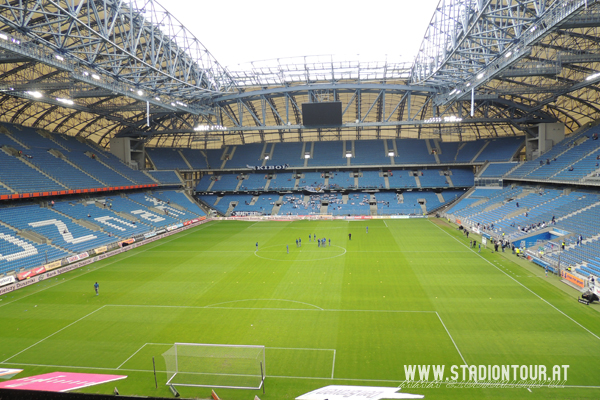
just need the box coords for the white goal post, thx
[162,343,265,390]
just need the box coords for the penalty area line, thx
[2,306,106,363]
[436,312,467,366]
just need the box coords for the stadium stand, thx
[53,200,149,238]
[205,149,225,169]
[449,169,475,186]
[478,162,519,178]
[309,141,344,166]
[233,194,276,215]
[180,148,209,169]
[437,141,461,163]
[299,172,325,190]
[352,140,391,165]
[211,174,241,191]
[395,139,436,164]
[264,142,305,167]
[226,144,264,168]
[240,173,268,191]
[328,172,355,189]
[152,191,206,217]
[0,204,114,253]
[102,196,180,229]
[358,171,386,189]
[269,173,296,190]
[387,171,417,188]
[147,170,182,185]
[419,170,449,188]
[146,148,189,170]
[475,137,524,162]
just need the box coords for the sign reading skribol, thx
[0,372,126,392]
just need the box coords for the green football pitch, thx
[1,218,600,400]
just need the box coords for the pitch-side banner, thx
[0,276,15,287]
[0,369,22,380]
[247,164,289,171]
[0,372,126,392]
[296,385,424,400]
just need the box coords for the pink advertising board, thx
[0,372,126,392]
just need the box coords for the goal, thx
[162,343,265,390]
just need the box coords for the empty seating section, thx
[353,140,390,165]
[198,194,218,206]
[148,170,181,185]
[126,193,198,221]
[217,194,253,214]
[102,154,155,184]
[506,130,590,179]
[67,152,134,186]
[265,143,304,167]
[227,144,264,168]
[328,172,355,189]
[451,187,523,220]
[0,225,68,275]
[455,141,485,162]
[441,190,467,204]
[233,194,275,214]
[553,147,600,181]
[180,149,208,169]
[395,139,435,164]
[309,142,343,166]
[1,204,113,253]
[211,174,240,191]
[147,148,188,170]
[419,170,449,187]
[105,196,179,228]
[205,149,224,169]
[388,171,417,188]
[269,173,295,190]
[437,142,460,163]
[196,175,214,192]
[241,174,267,191]
[152,191,206,216]
[475,137,524,162]
[53,201,149,238]
[449,169,475,186]
[479,162,518,177]
[299,172,325,190]
[145,138,526,170]
[26,149,101,189]
[0,150,64,192]
[359,171,385,189]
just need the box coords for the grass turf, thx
[1,218,600,400]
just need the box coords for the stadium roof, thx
[0,0,599,149]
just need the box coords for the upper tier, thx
[147,136,524,171]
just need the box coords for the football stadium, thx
[1,1,600,400]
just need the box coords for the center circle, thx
[254,243,347,261]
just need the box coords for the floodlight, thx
[27,91,43,98]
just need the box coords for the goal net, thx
[162,343,265,390]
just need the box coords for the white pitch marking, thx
[430,219,600,342]
[117,342,172,369]
[2,362,599,389]
[2,306,106,363]
[436,312,467,366]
